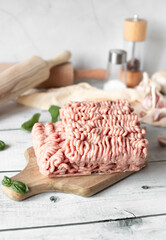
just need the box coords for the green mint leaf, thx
[2,176,13,187]
[21,113,41,132]
[11,181,29,194]
[0,140,6,151]
[48,105,60,123]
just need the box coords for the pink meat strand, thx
[32,100,148,177]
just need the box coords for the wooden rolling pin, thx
[0,51,71,107]
[0,62,106,88]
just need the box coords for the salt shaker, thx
[104,49,127,91]
[123,14,147,87]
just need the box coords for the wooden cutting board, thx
[1,147,134,201]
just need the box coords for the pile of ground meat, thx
[32,100,148,177]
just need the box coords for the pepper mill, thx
[122,14,147,87]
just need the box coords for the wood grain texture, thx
[0,62,106,88]
[37,62,74,88]
[1,215,166,240]
[0,161,166,230]
[0,56,49,106]
[0,51,71,107]
[0,62,74,88]
[124,18,147,41]
[1,147,133,200]
[74,69,106,80]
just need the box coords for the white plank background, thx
[0,101,166,239]
[0,101,49,130]
[1,215,166,240]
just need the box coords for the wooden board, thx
[1,147,134,201]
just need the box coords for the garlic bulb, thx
[142,85,166,110]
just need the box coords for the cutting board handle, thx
[1,149,46,201]
[47,50,71,69]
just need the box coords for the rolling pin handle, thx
[47,50,71,69]
[74,69,107,81]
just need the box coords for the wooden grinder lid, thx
[124,15,147,42]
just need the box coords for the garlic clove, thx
[156,97,165,108]
[153,111,166,122]
[142,95,152,109]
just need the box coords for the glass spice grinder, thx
[122,15,147,87]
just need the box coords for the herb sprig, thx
[48,105,60,123]
[0,140,6,151]
[2,176,29,194]
[21,113,40,131]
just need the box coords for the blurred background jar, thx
[104,49,127,90]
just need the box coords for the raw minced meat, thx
[32,100,148,177]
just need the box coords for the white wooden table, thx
[0,101,166,240]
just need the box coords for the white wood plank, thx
[0,130,32,171]
[1,215,166,240]
[0,101,50,130]
[0,162,166,230]
[0,125,165,171]
[145,124,166,161]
